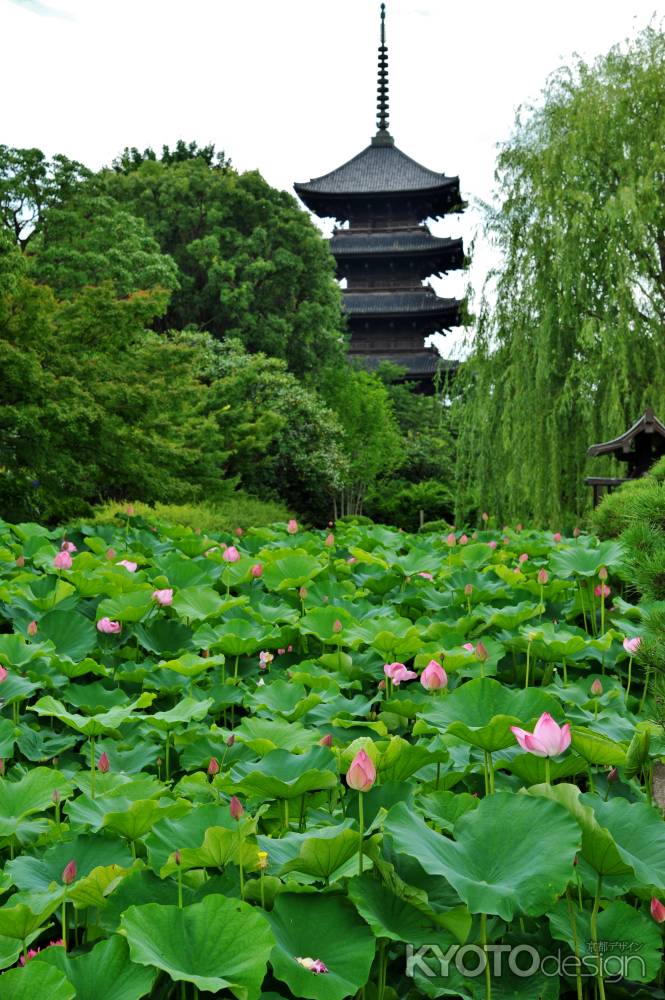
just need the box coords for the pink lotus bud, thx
[62,860,77,885]
[299,587,308,600]
[117,559,137,572]
[464,583,473,596]
[573,526,581,538]
[482,512,489,522]
[475,641,489,662]
[623,636,641,655]
[552,532,562,542]
[607,766,618,782]
[235,527,243,537]
[518,553,528,564]
[96,617,122,634]
[287,645,293,653]
[459,534,468,545]
[446,532,456,546]
[651,898,665,923]
[53,550,72,570]
[152,588,174,606]
[346,749,376,792]
[174,849,182,866]
[595,583,610,598]
[421,660,448,691]
[515,523,523,533]
[250,563,263,578]
[347,556,357,564]
[15,555,25,568]
[0,666,8,684]
[590,679,603,696]
[277,648,285,655]
[126,505,135,515]
[598,566,608,581]
[208,757,219,775]
[463,642,475,652]
[418,571,434,580]
[511,712,571,757]
[52,789,61,803]
[226,734,235,747]
[332,619,343,633]
[97,751,110,773]
[27,620,38,637]
[324,533,334,547]
[319,733,333,747]
[287,519,298,534]
[537,569,549,585]
[229,795,244,820]
[488,540,497,550]
[222,546,240,563]
[106,548,116,560]
[378,679,386,690]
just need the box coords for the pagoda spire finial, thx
[372,3,394,146]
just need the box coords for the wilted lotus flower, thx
[332,619,343,633]
[595,583,610,598]
[229,795,244,820]
[53,550,72,570]
[650,898,665,923]
[96,617,121,634]
[152,589,174,606]
[623,636,641,655]
[222,546,240,563]
[60,540,77,553]
[250,563,263,578]
[511,713,571,757]
[552,532,562,542]
[117,560,137,572]
[324,533,335,547]
[287,519,298,534]
[590,679,603,697]
[15,555,25,567]
[97,751,110,773]
[346,749,376,792]
[27,620,38,637]
[459,534,468,545]
[259,650,274,670]
[62,860,77,885]
[421,660,448,691]
[296,957,329,975]
[208,757,219,776]
[537,569,549,585]
[319,733,333,747]
[446,532,456,546]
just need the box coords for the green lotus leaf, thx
[35,610,98,660]
[30,694,154,737]
[157,652,222,677]
[171,586,223,621]
[133,619,194,656]
[224,746,337,799]
[501,752,586,784]
[0,767,72,832]
[0,634,53,667]
[63,682,126,713]
[144,803,236,873]
[122,896,274,998]
[67,863,137,910]
[142,697,213,732]
[96,591,154,623]
[281,826,360,881]
[0,890,62,939]
[197,618,272,656]
[262,552,325,591]
[570,726,627,765]
[0,960,74,1000]
[550,539,624,578]
[233,717,317,754]
[298,606,357,644]
[385,793,580,920]
[378,737,449,783]
[5,835,134,891]
[416,790,479,833]
[159,824,258,877]
[347,872,458,946]
[37,932,157,999]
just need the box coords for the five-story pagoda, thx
[294,3,465,392]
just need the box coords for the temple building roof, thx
[360,350,458,379]
[330,231,463,261]
[344,289,460,323]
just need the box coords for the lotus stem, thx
[544,757,551,785]
[177,865,183,909]
[590,875,606,1000]
[639,668,650,714]
[626,656,633,698]
[524,641,531,689]
[62,890,67,950]
[358,792,364,876]
[480,912,491,1000]
[90,736,95,799]
[565,888,583,1000]
[578,580,588,633]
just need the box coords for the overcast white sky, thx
[2,0,660,356]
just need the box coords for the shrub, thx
[419,518,453,534]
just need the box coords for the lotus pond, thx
[0,513,661,1000]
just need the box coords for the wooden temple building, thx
[294,4,464,392]
[586,408,665,505]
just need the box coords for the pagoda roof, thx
[343,289,460,323]
[587,408,665,458]
[359,349,458,378]
[295,142,459,199]
[331,231,463,260]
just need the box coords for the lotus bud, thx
[15,555,25,568]
[287,519,298,534]
[537,569,549,585]
[482,512,489,522]
[208,757,219,775]
[52,789,61,803]
[152,589,173,606]
[488,540,497,550]
[650,898,665,923]
[332,619,343,633]
[27,620,38,637]
[518,553,528,564]
[174,849,182,866]
[0,759,5,776]
[459,534,468,545]
[552,532,562,542]
[464,583,473,596]
[324,533,334,547]
[573,526,581,538]
[250,563,263,578]
[346,749,376,792]
[515,523,523,532]
[126,505,135,516]
[226,734,235,747]
[319,733,333,747]
[201,649,209,658]
[97,751,110,773]
[106,548,116,560]
[421,660,448,691]
[446,532,456,546]
[590,679,603,697]
[607,766,618,782]
[235,527,243,537]
[222,546,240,563]
[299,587,307,600]
[475,641,489,662]
[463,642,474,652]
[229,796,244,820]
[62,860,77,885]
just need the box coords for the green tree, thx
[455,27,665,527]
[100,147,347,381]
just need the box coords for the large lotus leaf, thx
[151,551,220,589]
[142,697,213,732]
[67,863,138,910]
[378,737,449,783]
[157,652,222,677]
[548,898,661,983]
[100,869,189,932]
[35,610,98,660]
[159,824,259,877]
[478,601,542,632]
[0,634,53,667]
[48,656,107,679]
[508,623,589,661]
[501,752,587,784]
[233,717,317,754]
[246,680,320,720]
[36,933,156,1000]
[281,826,360,881]
[0,960,74,1000]
[224,746,337,799]
[418,677,560,751]
[122,896,274,997]
[245,596,300,625]
[0,890,62,939]
[584,794,665,887]
[390,548,442,576]
[30,694,154,737]
[62,683,125,714]
[570,726,627,765]
[267,892,375,1000]
[347,872,458,946]
[347,546,390,570]
[171,586,223,621]
[262,553,325,591]
[144,803,236,872]
[133,619,194,656]
[298,606,357,644]
[550,539,624,578]
[96,591,155,623]
[199,618,273,656]
[416,790,479,833]
[0,767,72,831]
[384,793,580,920]
[5,835,134,891]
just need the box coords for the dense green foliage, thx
[0,514,660,997]
[455,27,665,527]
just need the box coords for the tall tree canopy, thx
[455,27,665,526]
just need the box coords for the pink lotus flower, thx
[27,620,38,637]
[229,795,244,820]
[623,636,641,655]
[383,662,417,685]
[208,757,219,775]
[250,563,263,578]
[117,559,137,572]
[463,642,475,652]
[296,957,329,975]
[488,540,498,550]
[552,532,562,542]
[511,713,571,757]
[97,617,121,634]
[0,667,7,684]
[324,533,335,547]
[97,751,110,773]
[19,939,64,965]
[446,532,456,546]
[590,679,603,696]
[319,733,333,747]
[53,550,72,570]
[421,660,448,691]
[259,650,274,670]
[61,540,77,553]
[287,519,298,534]
[419,571,434,580]
[62,860,77,885]
[459,534,468,545]
[595,583,610,598]
[152,589,173,606]
[346,749,376,792]
[651,898,665,923]
[347,556,357,564]
[222,546,240,563]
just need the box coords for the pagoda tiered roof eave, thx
[294,141,459,196]
[355,349,459,380]
[343,289,461,325]
[330,231,463,261]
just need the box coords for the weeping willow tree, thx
[455,26,665,527]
